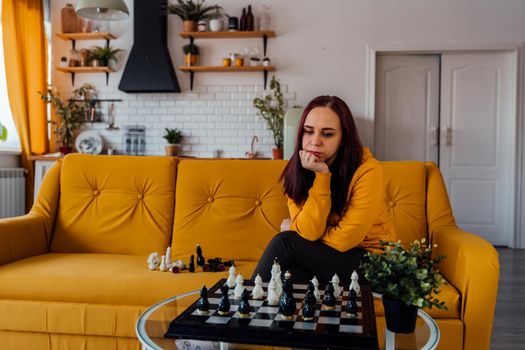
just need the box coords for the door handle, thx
[446,127,452,146]
[430,126,439,146]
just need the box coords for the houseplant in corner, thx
[360,239,447,333]
[253,75,285,159]
[167,0,218,32]
[0,122,7,142]
[163,128,183,156]
[40,84,95,154]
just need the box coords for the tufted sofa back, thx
[50,154,178,255]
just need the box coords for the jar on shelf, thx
[79,49,91,67]
[61,3,78,33]
[77,16,92,33]
[258,5,271,31]
[69,49,80,67]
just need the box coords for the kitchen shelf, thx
[178,65,275,90]
[56,66,114,85]
[56,32,116,50]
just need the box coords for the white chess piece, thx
[332,273,342,298]
[271,259,282,276]
[165,247,172,269]
[311,276,321,302]
[266,278,279,305]
[226,265,237,288]
[349,270,361,296]
[147,252,159,270]
[159,255,168,272]
[234,274,244,299]
[274,270,283,298]
[251,274,264,299]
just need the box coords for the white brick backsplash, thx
[59,84,296,158]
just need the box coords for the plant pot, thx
[185,53,198,66]
[382,296,418,333]
[165,144,180,156]
[209,18,224,32]
[272,147,283,160]
[183,20,197,32]
[59,146,73,155]
[92,59,104,67]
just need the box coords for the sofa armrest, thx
[433,225,499,350]
[0,213,50,266]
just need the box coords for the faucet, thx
[245,135,258,158]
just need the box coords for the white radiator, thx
[0,168,26,219]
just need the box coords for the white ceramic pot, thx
[209,18,224,32]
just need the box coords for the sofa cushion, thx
[50,154,178,255]
[382,161,428,246]
[171,159,289,262]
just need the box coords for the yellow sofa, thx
[0,154,498,349]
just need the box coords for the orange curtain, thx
[2,0,49,209]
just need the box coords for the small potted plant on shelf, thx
[183,43,199,66]
[360,239,447,334]
[90,45,121,67]
[40,84,96,154]
[253,75,285,159]
[167,0,218,32]
[163,128,184,156]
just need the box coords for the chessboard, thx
[165,278,378,349]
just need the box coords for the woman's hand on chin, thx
[299,150,330,173]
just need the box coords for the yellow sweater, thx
[288,148,396,253]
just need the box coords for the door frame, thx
[365,42,524,248]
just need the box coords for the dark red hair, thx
[282,95,363,217]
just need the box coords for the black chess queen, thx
[253,95,396,283]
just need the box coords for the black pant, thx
[252,231,366,284]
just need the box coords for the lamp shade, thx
[76,0,129,21]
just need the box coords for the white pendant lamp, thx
[76,0,130,21]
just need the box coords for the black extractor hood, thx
[119,0,181,93]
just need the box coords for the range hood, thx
[119,0,181,93]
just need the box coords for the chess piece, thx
[332,273,342,298]
[160,255,168,272]
[345,289,358,317]
[271,258,283,298]
[197,285,210,314]
[165,247,172,269]
[311,276,321,302]
[266,277,279,305]
[278,271,296,319]
[147,252,159,270]
[218,284,230,315]
[173,260,187,270]
[196,244,205,267]
[323,282,336,310]
[226,265,237,288]
[234,274,244,299]
[349,270,361,296]
[238,288,251,317]
[302,283,317,321]
[251,274,264,299]
[189,254,195,273]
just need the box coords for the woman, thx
[253,95,396,283]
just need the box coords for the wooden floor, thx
[491,248,525,349]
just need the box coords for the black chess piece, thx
[323,282,336,309]
[345,289,358,317]
[305,281,317,306]
[189,254,195,273]
[218,284,230,315]
[302,287,316,321]
[238,288,251,317]
[197,285,210,313]
[196,244,205,267]
[278,273,296,318]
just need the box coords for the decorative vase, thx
[382,296,418,334]
[209,18,224,32]
[165,144,179,156]
[272,147,283,160]
[185,54,198,66]
[61,3,78,33]
[183,20,197,32]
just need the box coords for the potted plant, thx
[360,239,447,333]
[253,75,285,159]
[0,122,7,142]
[90,45,121,67]
[183,43,199,66]
[40,84,95,154]
[208,5,224,32]
[167,0,218,32]
[163,128,183,156]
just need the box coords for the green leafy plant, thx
[163,128,183,144]
[253,76,285,149]
[0,122,7,142]
[182,43,199,55]
[90,45,122,66]
[40,84,95,148]
[208,5,224,19]
[167,0,217,21]
[360,239,447,310]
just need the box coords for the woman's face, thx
[301,107,343,165]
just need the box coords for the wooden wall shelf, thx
[56,32,116,49]
[56,66,114,85]
[179,31,276,39]
[178,65,275,90]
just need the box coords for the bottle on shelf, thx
[246,5,255,31]
[61,3,78,33]
[240,8,247,31]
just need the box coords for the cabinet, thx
[178,31,276,90]
[56,32,117,85]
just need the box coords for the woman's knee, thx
[272,230,302,245]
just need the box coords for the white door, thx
[374,54,440,162]
[440,52,516,246]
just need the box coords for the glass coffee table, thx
[137,290,439,350]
